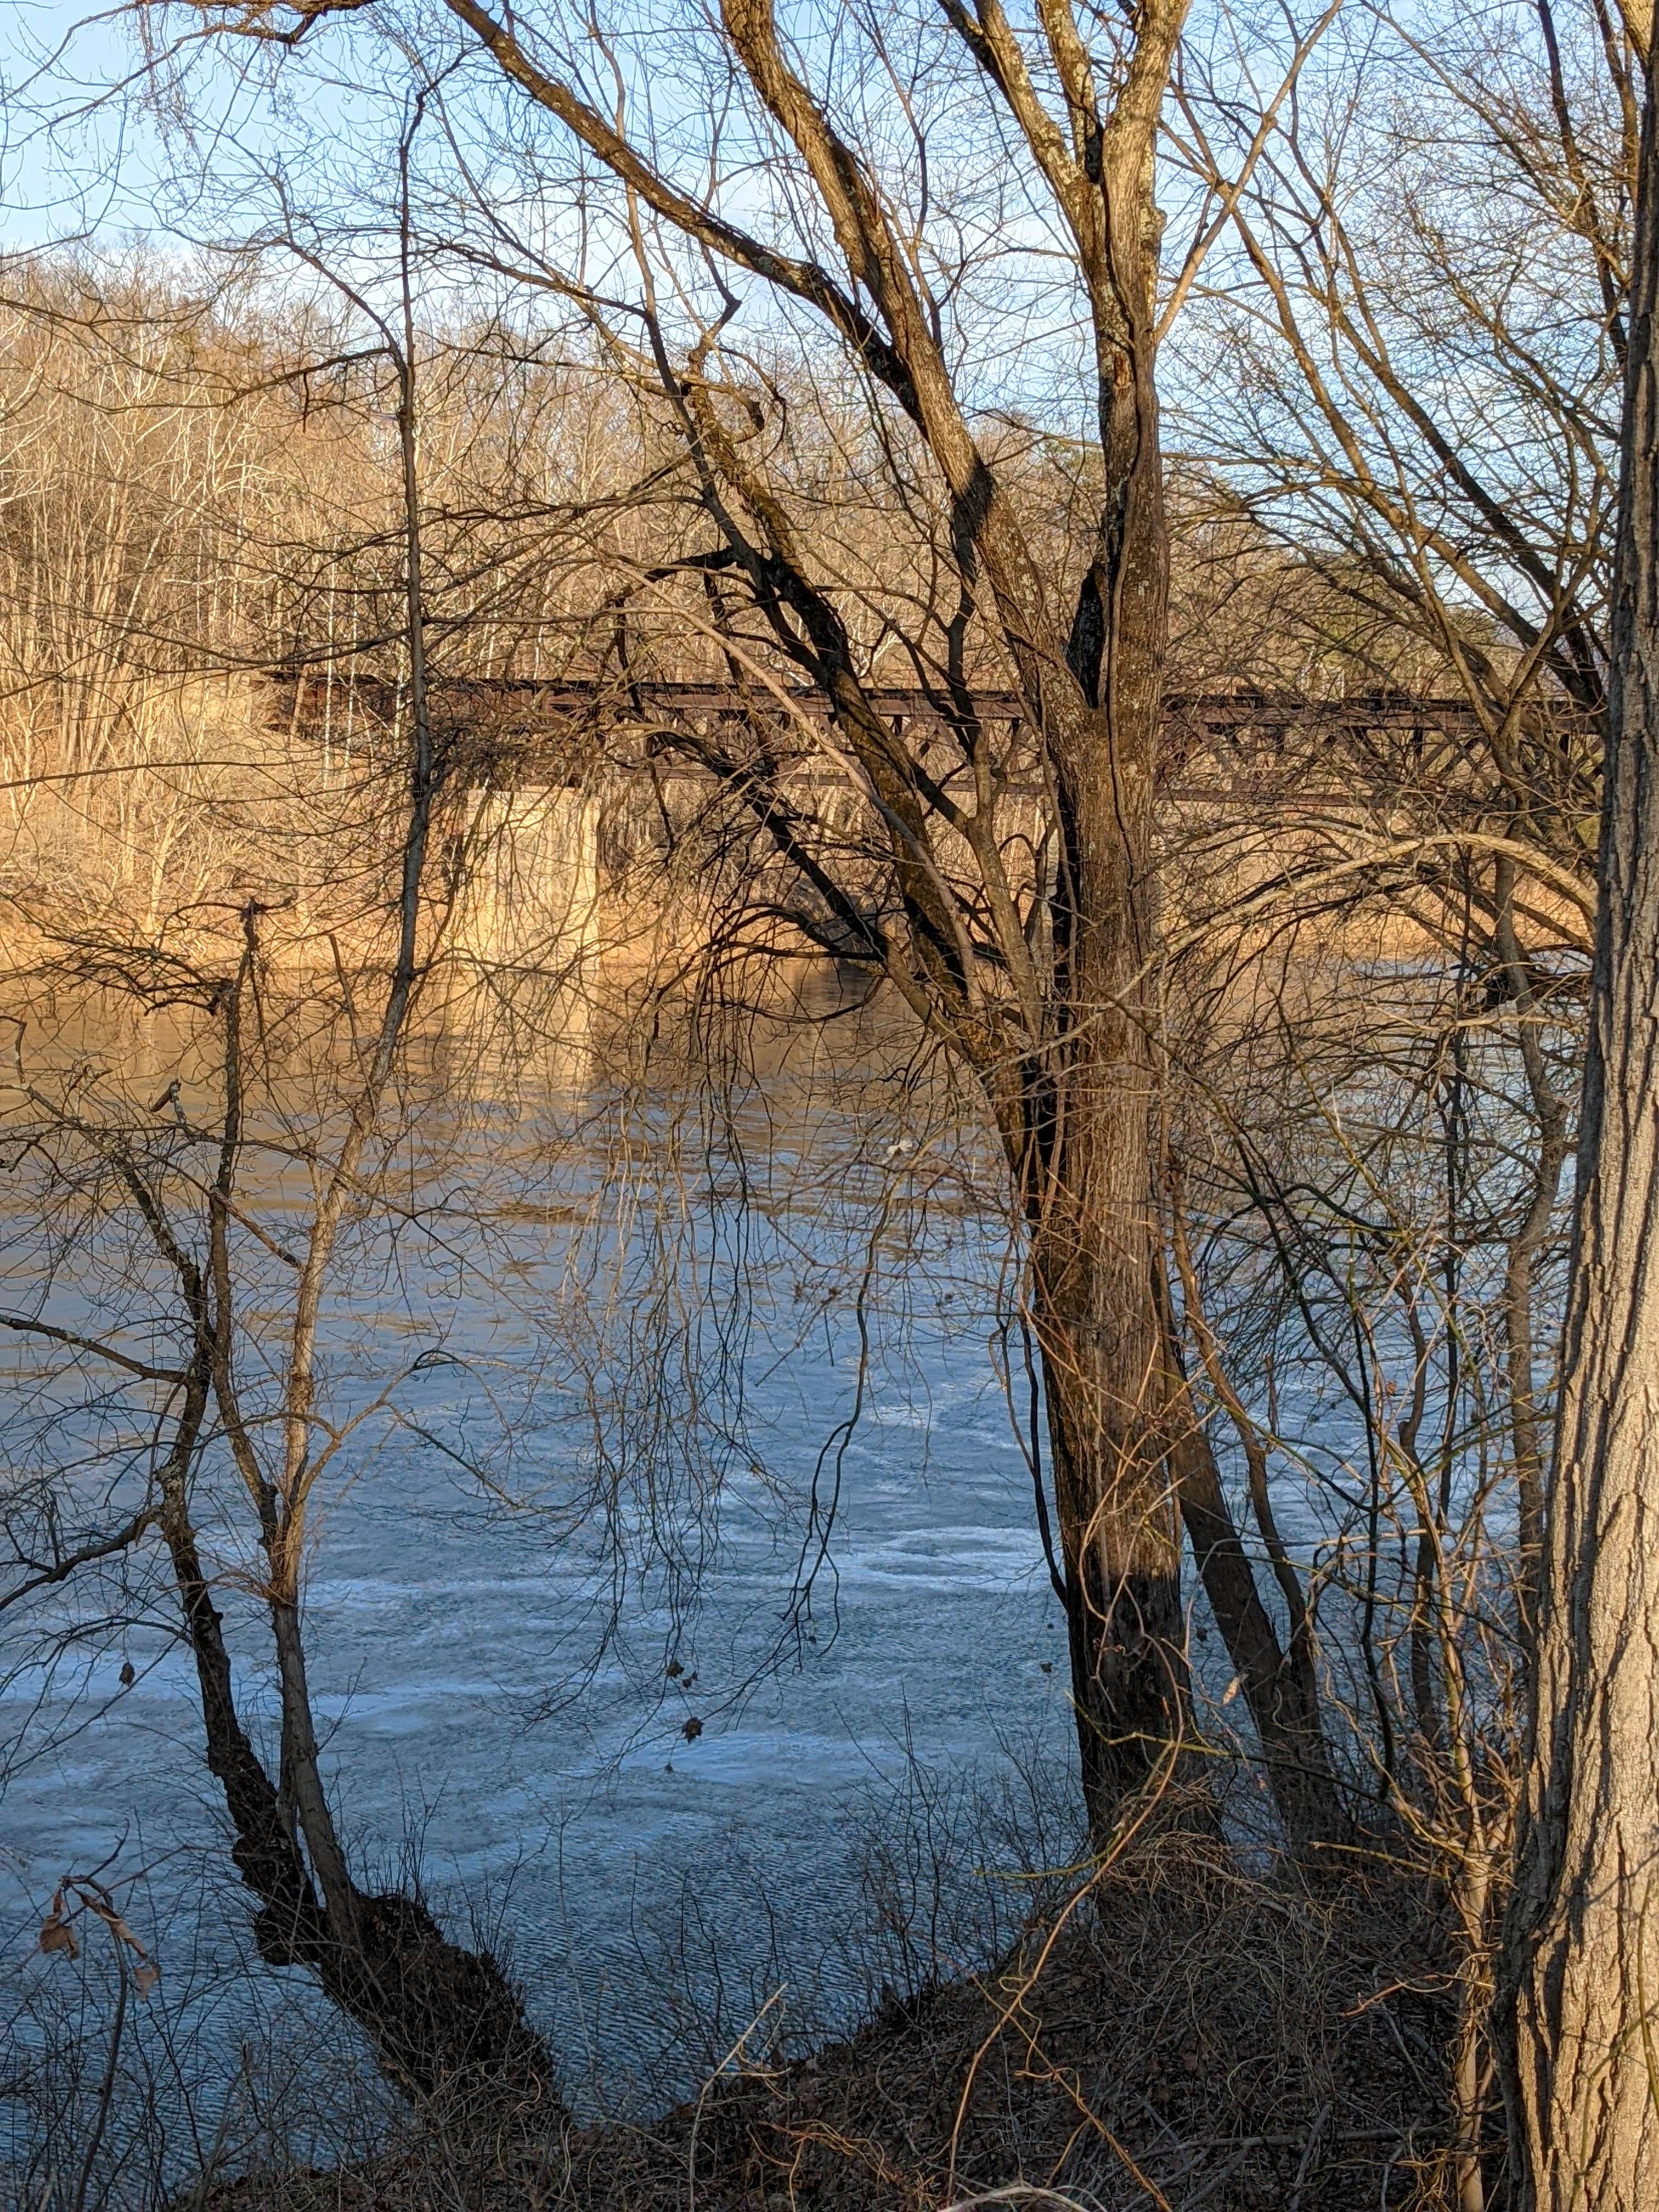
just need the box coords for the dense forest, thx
[0,0,1650,2204]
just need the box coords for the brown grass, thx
[186,1832,1466,2211]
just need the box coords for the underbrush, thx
[166,1831,1462,2211]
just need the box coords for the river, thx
[0,967,1081,2174]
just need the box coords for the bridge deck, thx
[277,671,1507,732]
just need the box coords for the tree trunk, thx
[1034,1222,1190,1827]
[160,1329,561,2125]
[1500,38,1659,2209]
[1170,1395,1350,1854]
[1019,301,1201,1836]
[433,0,1201,1847]
[168,1530,560,2123]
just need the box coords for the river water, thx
[0,970,1085,2172]
[0,955,1478,2190]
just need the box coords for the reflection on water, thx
[0,959,1075,2138]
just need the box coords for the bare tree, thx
[0,241,588,2118]
[200,0,1375,1846]
[1172,0,1627,1594]
[1499,5,1659,2203]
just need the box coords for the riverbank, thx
[188,1832,1461,2211]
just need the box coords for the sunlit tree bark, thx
[1502,12,1659,2207]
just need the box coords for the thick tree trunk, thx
[1020,766,1204,1836]
[1034,1222,1190,1826]
[1500,42,1659,2209]
[1018,302,1204,1835]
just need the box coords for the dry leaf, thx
[84,1896,145,1956]
[38,1878,158,1988]
[39,1892,78,1960]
